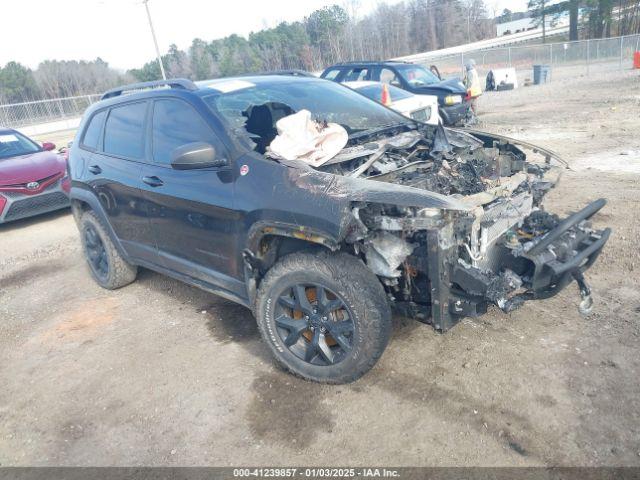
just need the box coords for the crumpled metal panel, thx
[287,168,471,212]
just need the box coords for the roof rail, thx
[101,78,198,100]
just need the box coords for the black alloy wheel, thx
[274,283,355,366]
[83,223,109,281]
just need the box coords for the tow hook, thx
[572,270,593,316]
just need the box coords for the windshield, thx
[396,65,441,87]
[204,79,411,151]
[0,131,41,159]
[355,84,413,102]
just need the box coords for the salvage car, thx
[321,61,471,126]
[343,81,439,125]
[0,128,70,223]
[68,76,610,384]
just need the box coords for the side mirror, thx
[390,79,401,87]
[170,142,227,170]
[42,142,56,151]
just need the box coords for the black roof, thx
[99,74,322,103]
[85,75,328,117]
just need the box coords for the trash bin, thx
[533,64,551,85]
[634,51,640,70]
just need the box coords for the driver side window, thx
[151,99,221,165]
[380,68,400,86]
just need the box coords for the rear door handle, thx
[142,176,164,187]
[88,165,102,175]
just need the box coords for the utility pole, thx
[143,0,167,80]
[542,0,547,44]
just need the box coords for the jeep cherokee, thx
[68,76,610,384]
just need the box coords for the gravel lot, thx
[1,68,639,467]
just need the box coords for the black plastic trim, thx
[101,78,198,100]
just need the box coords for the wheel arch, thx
[70,187,132,263]
[243,222,343,305]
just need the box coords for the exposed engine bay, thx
[303,124,610,331]
[235,95,612,331]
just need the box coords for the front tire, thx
[255,251,391,384]
[79,210,137,290]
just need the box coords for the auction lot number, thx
[233,468,400,478]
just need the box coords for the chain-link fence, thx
[2,33,639,130]
[417,33,640,83]
[0,94,101,129]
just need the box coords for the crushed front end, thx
[327,126,611,331]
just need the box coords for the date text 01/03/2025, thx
[232,468,400,478]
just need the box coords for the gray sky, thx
[487,0,529,16]
[1,0,529,71]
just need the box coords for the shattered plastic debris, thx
[268,109,348,167]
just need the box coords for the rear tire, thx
[255,251,391,384]
[79,210,137,290]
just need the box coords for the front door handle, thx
[88,165,102,175]
[142,176,164,187]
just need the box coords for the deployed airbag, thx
[268,110,348,167]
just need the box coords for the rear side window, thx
[103,102,147,159]
[81,110,106,150]
[322,68,341,81]
[151,99,218,165]
[380,68,400,85]
[343,67,369,82]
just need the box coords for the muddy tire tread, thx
[255,251,391,384]
[80,210,137,290]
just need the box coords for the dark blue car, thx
[320,61,471,126]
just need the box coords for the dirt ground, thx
[1,68,639,467]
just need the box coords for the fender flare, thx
[69,186,132,262]
[242,221,341,308]
[245,221,340,256]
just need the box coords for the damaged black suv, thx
[68,76,610,383]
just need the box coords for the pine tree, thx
[528,0,549,43]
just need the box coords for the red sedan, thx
[0,128,70,224]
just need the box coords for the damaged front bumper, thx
[440,102,470,126]
[442,199,610,331]
[309,122,610,331]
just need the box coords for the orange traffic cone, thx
[381,83,392,106]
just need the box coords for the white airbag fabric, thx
[268,110,348,167]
